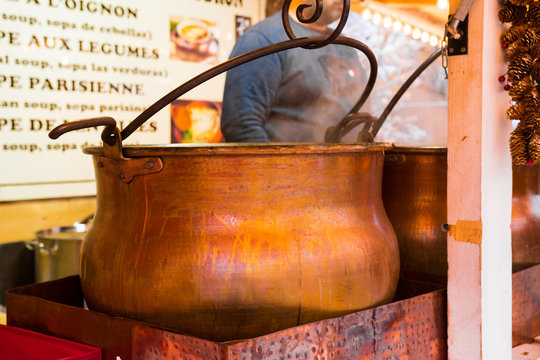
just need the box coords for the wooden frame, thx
[447,0,512,359]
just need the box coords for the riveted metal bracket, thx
[98,127,163,183]
[447,15,469,56]
[96,155,163,184]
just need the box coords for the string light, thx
[437,0,449,9]
[362,9,372,20]
[361,8,441,47]
[403,24,412,36]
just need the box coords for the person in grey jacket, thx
[221,0,367,142]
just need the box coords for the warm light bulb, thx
[393,21,402,32]
[362,9,372,20]
[403,24,412,35]
[421,31,430,43]
[437,0,448,9]
[412,29,421,39]
[429,35,439,47]
[372,13,381,25]
[383,16,392,28]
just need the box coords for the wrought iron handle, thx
[368,48,443,141]
[121,35,377,143]
[49,0,377,146]
[282,0,350,50]
[48,116,118,145]
[326,48,443,143]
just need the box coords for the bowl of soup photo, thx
[175,20,211,48]
[187,101,221,142]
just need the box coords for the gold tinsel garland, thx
[499,0,540,164]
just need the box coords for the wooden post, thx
[447,0,512,359]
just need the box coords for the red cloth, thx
[0,324,101,360]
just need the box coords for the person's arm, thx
[221,30,283,142]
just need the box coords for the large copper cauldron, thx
[81,140,399,341]
[44,1,392,341]
[381,147,447,283]
[382,146,540,280]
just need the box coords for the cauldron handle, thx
[48,116,119,146]
[325,48,443,143]
[48,1,379,145]
[53,121,164,183]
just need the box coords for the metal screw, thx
[461,47,466,53]
[97,162,104,168]
[449,48,454,53]
[119,173,125,180]
[144,161,154,169]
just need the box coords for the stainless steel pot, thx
[26,215,92,283]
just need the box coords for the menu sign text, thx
[0,0,264,201]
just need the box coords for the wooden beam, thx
[447,0,512,359]
[0,197,96,243]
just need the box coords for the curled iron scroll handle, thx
[282,0,350,50]
[325,47,442,142]
[48,116,117,145]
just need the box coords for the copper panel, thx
[6,275,156,360]
[133,290,447,360]
[7,268,540,359]
[513,264,540,347]
[133,328,222,360]
[9,276,443,360]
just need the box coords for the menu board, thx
[0,0,265,201]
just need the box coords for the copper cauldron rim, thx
[387,145,447,153]
[83,142,394,156]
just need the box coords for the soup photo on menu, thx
[169,15,219,64]
[170,99,223,143]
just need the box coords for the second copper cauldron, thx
[382,146,540,280]
[81,141,400,342]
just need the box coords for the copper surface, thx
[512,264,540,346]
[7,267,540,359]
[7,267,539,358]
[382,146,540,278]
[382,147,447,281]
[80,143,400,342]
[6,276,144,360]
[132,290,447,360]
[511,165,540,271]
[7,276,448,360]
